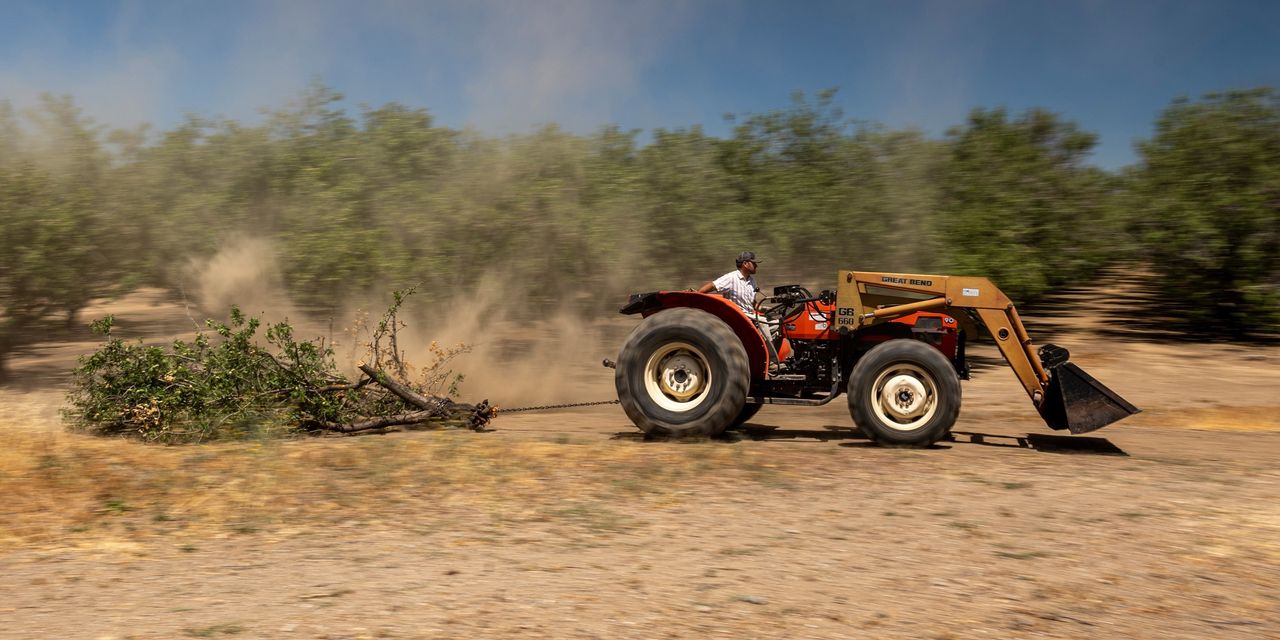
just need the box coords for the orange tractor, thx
[614,271,1139,446]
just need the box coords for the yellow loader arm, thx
[836,271,1139,433]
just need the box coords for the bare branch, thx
[312,409,442,433]
[358,363,444,411]
[317,377,372,393]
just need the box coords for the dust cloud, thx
[419,283,620,407]
[184,237,621,408]
[186,236,302,323]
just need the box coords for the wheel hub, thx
[879,373,929,420]
[659,353,705,401]
[642,341,714,413]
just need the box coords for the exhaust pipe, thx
[1035,345,1140,434]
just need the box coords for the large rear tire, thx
[848,339,960,446]
[616,308,750,438]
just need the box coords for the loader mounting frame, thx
[836,271,1140,433]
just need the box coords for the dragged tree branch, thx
[313,409,443,433]
[358,363,442,410]
[317,377,372,393]
[66,288,490,442]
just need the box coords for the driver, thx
[697,251,782,367]
[698,250,761,312]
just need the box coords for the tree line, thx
[1,86,1277,379]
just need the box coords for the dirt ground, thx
[1,274,1278,639]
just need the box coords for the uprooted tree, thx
[64,289,494,442]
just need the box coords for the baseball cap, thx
[736,251,761,265]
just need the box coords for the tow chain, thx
[496,399,621,414]
[483,359,621,421]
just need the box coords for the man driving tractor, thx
[697,250,761,312]
[697,251,782,368]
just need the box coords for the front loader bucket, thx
[1038,362,1140,434]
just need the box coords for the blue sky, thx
[2,0,1277,169]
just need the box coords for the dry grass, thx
[1170,406,1280,432]
[0,428,783,551]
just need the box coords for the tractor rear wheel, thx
[848,339,960,446]
[616,308,750,438]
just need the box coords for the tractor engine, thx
[777,337,839,387]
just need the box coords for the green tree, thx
[0,101,18,165]
[1135,89,1280,335]
[713,91,947,280]
[718,89,855,271]
[935,107,1120,302]
[0,96,122,381]
[635,125,745,283]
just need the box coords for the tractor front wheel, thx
[848,339,960,446]
[616,308,750,438]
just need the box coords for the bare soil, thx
[1,274,1278,639]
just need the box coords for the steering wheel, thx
[763,286,813,321]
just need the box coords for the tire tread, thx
[847,339,961,447]
[615,308,750,438]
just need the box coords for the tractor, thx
[614,270,1139,446]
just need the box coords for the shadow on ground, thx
[608,424,869,444]
[951,431,1128,456]
[612,426,1127,456]
[739,424,866,442]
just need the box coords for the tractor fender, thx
[620,291,769,379]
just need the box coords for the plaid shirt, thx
[712,269,759,312]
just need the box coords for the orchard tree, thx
[935,107,1122,302]
[0,96,124,381]
[1135,89,1280,335]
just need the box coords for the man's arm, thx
[696,281,716,294]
